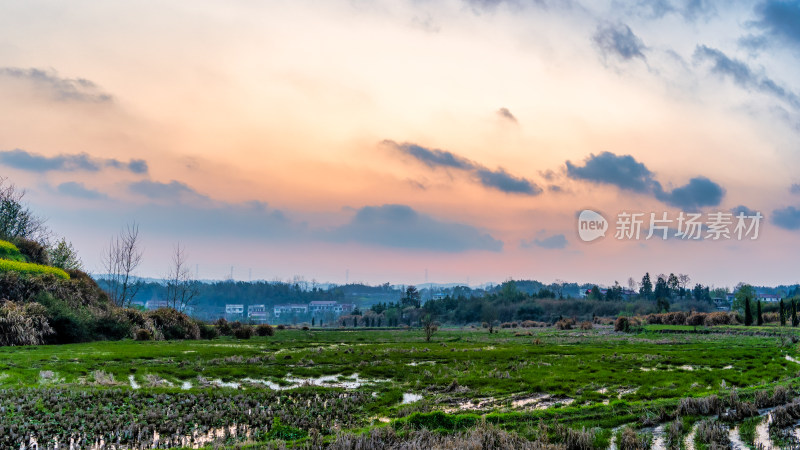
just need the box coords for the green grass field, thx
[2,326,800,448]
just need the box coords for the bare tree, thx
[551,279,566,299]
[627,277,638,294]
[164,242,198,312]
[102,222,143,307]
[0,176,50,244]
[421,313,438,342]
[678,274,691,299]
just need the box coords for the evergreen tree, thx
[312,317,315,327]
[757,300,763,326]
[640,273,653,299]
[793,300,798,327]
[745,297,752,326]
[781,299,786,326]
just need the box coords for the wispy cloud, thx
[326,204,503,252]
[57,181,108,200]
[0,67,112,103]
[521,233,568,249]
[385,140,542,195]
[693,45,800,108]
[0,149,147,174]
[497,107,517,122]
[129,180,208,203]
[592,23,647,61]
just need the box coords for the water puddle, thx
[511,394,574,409]
[402,393,423,404]
[650,424,666,450]
[729,426,748,450]
[684,422,698,450]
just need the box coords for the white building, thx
[225,304,244,320]
[248,304,268,322]
[145,299,168,310]
[758,294,781,303]
[273,304,308,318]
[309,301,343,314]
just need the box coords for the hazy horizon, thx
[2,1,800,287]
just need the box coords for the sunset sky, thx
[1,0,800,287]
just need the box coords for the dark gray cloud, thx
[129,180,209,202]
[475,168,542,195]
[592,23,647,61]
[750,1,800,49]
[384,140,475,170]
[693,45,800,108]
[57,182,108,200]
[731,205,758,216]
[772,205,800,230]
[385,140,542,195]
[0,149,148,174]
[0,67,112,103]
[566,152,655,192]
[522,233,568,249]
[566,152,725,208]
[654,176,725,209]
[497,107,517,122]
[328,204,503,252]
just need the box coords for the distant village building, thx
[145,299,168,310]
[339,303,356,314]
[225,304,244,320]
[309,301,342,314]
[713,297,730,310]
[273,304,308,318]
[247,304,268,323]
[758,293,781,302]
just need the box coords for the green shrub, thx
[255,323,274,336]
[233,325,253,339]
[36,293,93,343]
[405,411,479,431]
[0,259,69,279]
[135,328,153,341]
[214,317,233,336]
[146,308,200,340]
[92,311,134,340]
[265,419,308,440]
[198,322,219,339]
[13,238,50,265]
[0,240,25,261]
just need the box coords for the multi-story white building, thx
[309,301,343,314]
[225,304,245,320]
[247,304,268,322]
[273,304,308,318]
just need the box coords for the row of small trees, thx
[742,295,800,327]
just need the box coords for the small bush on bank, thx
[199,323,219,339]
[255,324,274,336]
[233,325,253,339]
[135,328,153,341]
[555,318,575,330]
